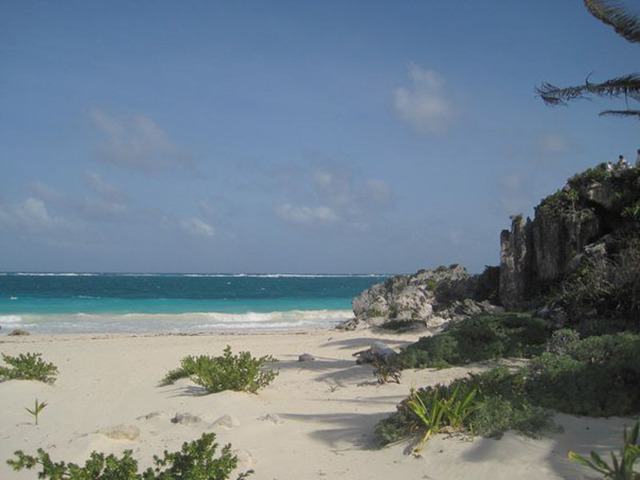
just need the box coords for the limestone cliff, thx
[499,164,640,310]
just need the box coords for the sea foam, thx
[2,310,352,335]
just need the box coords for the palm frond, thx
[584,0,640,43]
[536,74,640,106]
[598,109,640,117]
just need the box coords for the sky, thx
[1,1,638,274]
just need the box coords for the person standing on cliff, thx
[618,155,630,169]
[636,149,640,168]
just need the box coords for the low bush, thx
[376,366,554,446]
[0,353,58,384]
[161,346,278,394]
[7,432,253,479]
[524,333,640,417]
[378,332,640,448]
[397,313,551,369]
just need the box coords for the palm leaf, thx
[598,109,640,117]
[568,451,610,474]
[584,0,640,44]
[537,74,640,105]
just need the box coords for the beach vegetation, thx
[0,352,58,384]
[377,319,422,332]
[378,331,640,448]
[25,399,48,426]
[372,358,402,384]
[396,313,551,369]
[7,432,253,479]
[524,333,640,417]
[366,307,386,318]
[161,346,278,394]
[376,366,555,447]
[569,422,640,480]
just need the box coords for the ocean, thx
[0,273,387,334]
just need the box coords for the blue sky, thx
[1,1,638,274]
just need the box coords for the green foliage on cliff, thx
[554,238,640,325]
[396,313,551,369]
[567,162,609,189]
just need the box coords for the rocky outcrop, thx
[346,264,502,329]
[499,165,640,309]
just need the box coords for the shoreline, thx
[0,328,633,479]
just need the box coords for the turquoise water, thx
[0,273,386,334]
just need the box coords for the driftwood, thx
[352,341,398,365]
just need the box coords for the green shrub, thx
[7,432,253,479]
[524,333,640,417]
[376,366,555,447]
[0,353,58,384]
[567,163,609,189]
[377,319,422,332]
[161,346,278,394]
[397,314,551,369]
[545,328,581,355]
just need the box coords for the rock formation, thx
[344,264,501,330]
[499,164,640,310]
[346,164,639,329]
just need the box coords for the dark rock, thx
[298,353,316,362]
[8,329,29,336]
[171,413,202,425]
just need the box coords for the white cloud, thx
[0,198,67,234]
[182,217,215,237]
[393,64,457,136]
[273,164,395,230]
[275,204,339,226]
[29,181,68,205]
[89,108,190,172]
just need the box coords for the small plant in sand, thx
[568,422,640,480]
[161,345,278,394]
[404,385,478,453]
[372,358,402,384]
[7,432,253,479]
[25,399,48,425]
[0,352,58,384]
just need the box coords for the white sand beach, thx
[0,329,633,479]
